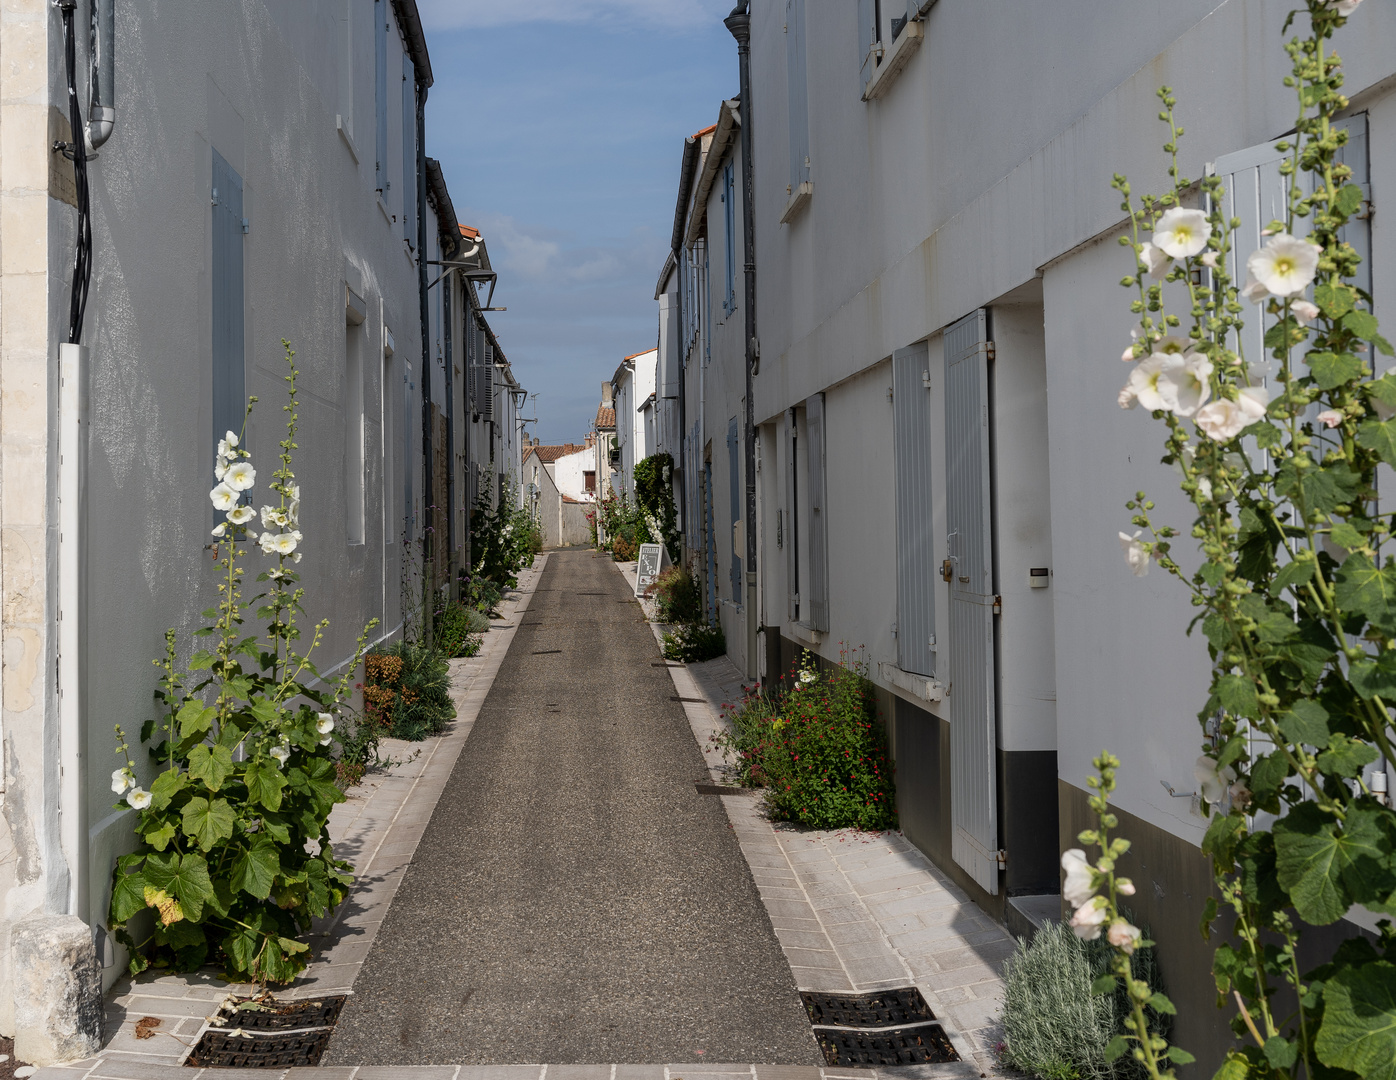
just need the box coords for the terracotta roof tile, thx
[595,405,616,429]
[623,348,657,362]
[693,123,717,139]
[459,224,479,239]
[525,442,589,463]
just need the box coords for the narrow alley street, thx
[324,550,820,1066]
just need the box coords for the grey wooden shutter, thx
[806,392,829,631]
[728,417,742,601]
[945,309,998,895]
[403,361,414,539]
[402,52,416,245]
[786,407,799,621]
[894,341,935,676]
[211,149,245,461]
[482,344,494,421]
[374,0,387,193]
[857,0,878,93]
[786,0,810,188]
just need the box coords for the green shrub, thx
[1001,920,1165,1080]
[654,565,703,623]
[662,620,726,663]
[634,453,680,562]
[433,601,483,659]
[466,576,502,616]
[364,640,455,741]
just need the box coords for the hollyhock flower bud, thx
[1119,531,1149,577]
[1070,897,1109,940]
[1061,848,1096,907]
[1107,918,1142,954]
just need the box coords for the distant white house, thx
[523,438,592,547]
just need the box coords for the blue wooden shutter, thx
[806,393,828,631]
[944,309,998,895]
[857,0,878,93]
[482,344,494,421]
[374,0,387,193]
[402,52,416,245]
[728,418,742,601]
[786,408,799,621]
[211,149,245,467]
[404,361,414,538]
[894,341,936,676]
[786,0,810,188]
[723,162,736,315]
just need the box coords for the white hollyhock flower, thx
[1200,251,1219,269]
[1318,409,1344,428]
[211,523,226,538]
[1119,531,1150,577]
[1194,755,1238,808]
[1292,299,1320,324]
[1125,356,1171,412]
[1156,352,1213,417]
[228,505,256,524]
[1196,476,1214,502]
[127,787,152,810]
[317,713,335,734]
[1152,335,1191,357]
[1248,234,1320,298]
[1195,386,1270,442]
[1152,207,1212,259]
[1240,272,1270,304]
[270,744,290,767]
[319,734,333,746]
[1137,242,1171,279]
[214,460,228,481]
[259,532,278,554]
[1326,0,1362,14]
[1070,897,1109,941]
[112,767,134,794]
[210,483,238,511]
[1107,918,1143,954]
[288,485,301,525]
[224,460,256,492]
[292,552,303,564]
[217,439,233,461]
[1061,848,1096,907]
[224,430,239,448]
[272,532,298,555]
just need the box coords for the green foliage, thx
[1108,5,1396,1075]
[716,651,896,831]
[661,620,726,663]
[633,453,680,562]
[654,565,703,624]
[365,639,456,741]
[470,466,537,588]
[107,343,370,985]
[432,600,484,660]
[1002,921,1164,1080]
[595,487,651,551]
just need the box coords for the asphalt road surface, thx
[325,549,819,1065]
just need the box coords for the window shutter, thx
[482,345,494,421]
[374,0,387,193]
[786,0,810,188]
[857,0,878,93]
[786,408,799,622]
[806,392,828,631]
[723,163,737,315]
[211,149,245,478]
[402,52,416,245]
[894,341,936,676]
[728,418,742,602]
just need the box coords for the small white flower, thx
[1194,755,1238,808]
[224,430,239,448]
[1156,352,1214,417]
[1125,355,1171,412]
[1061,848,1096,908]
[209,483,238,511]
[211,523,226,538]
[216,439,233,461]
[112,767,134,794]
[1117,880,1137,897]
[1248,233,1321,298]
[228,505,256,524]
[1292,299,1321,324]
[259,532,278,554]
[1326,0,1362,15]
[1195,386,1270,442]
[319,734,333,746]
[1121,344,1137,363]
[224,460,256,492]
[1137,242,1171,279]
[1240,272,1271,304]
[270,744,290,767]
[1119,531,1150,577]
[1070,897,1109,941]
[271,532,298,556]
[127,787,152,810]
[317,713,335,734]
[1152,207,1212,259]
[214,460,228,481]
[1318,409,1344,429]
[1151,335,1191,357]
[292,552,303,564]
[1200,251,1219,269]
[1196,476,1214,502]
[1107,918,1143,954]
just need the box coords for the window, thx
[584,470,596,494]
[857,0,882,93]
[786,0,810,191]
[402,52,416,245]
[212,149,245,491]
[382,333,395,548]
[374,0,387,195]
[345,289,366,544]
[722,160,737,316]
[728,417,742,601]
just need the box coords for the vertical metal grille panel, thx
[894,342,935,677]
[806,392,829,632]
[728,418,742,601]
[944,310,998,896]
[786,0,810,188]
[212,150,245,468]
[787,408,799,621]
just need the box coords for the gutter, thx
[389,0,434,88]
[684,99,740,249]
[426,158,460,587]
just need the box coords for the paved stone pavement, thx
[324,549,821,1066]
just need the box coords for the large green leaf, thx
[1275,459,1361,516]
[1216,675,1259,718]
[181,796,235,851]
[1278,700,1330,749]
[177,699,217,741]
[245,758,287,812]
[1273,802,1389,924]
[110,864,148,924]
[1358,420,1396,468]
[143,851,214,922]
[231,837,281,900]
[1348,652,1396,700]
[1335,553,1396,633]
[1316,734,1379,779]
[149,768,189,812]
[142,820,177,852]
[1315,960,1396,1080]
[1307,351,1364,390]
[187,744,235,792]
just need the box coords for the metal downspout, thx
[443,269,457,598]
[725,3,759,681]
[416,81,433,643]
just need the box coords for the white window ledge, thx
[863,21,923,102]
[878,660,947,704]
[336,115,359,164]
[780,181,813,225]
[787,620,823,648]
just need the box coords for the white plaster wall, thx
[553,447,595,503]
[632,348,657,463]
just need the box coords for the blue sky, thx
[420,0,739,445]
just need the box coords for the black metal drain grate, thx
[222,996,346,1031]
[801,987,935,1028]
[814,1024,958,1067]
[187,1028,332,1068]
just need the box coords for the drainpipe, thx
[415,79,434,644]
[443,268,457,599]
[725,2,759,682]
[85,0,115,151]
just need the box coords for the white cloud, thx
[473,212,664,286]
[418,0,733,33]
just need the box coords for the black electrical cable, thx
[59,0,93,345]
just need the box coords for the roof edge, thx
[389,0,433,89]
[684,98,740,250]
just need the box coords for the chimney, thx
[601,382,613,407]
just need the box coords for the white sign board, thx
[634,542,670,597]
